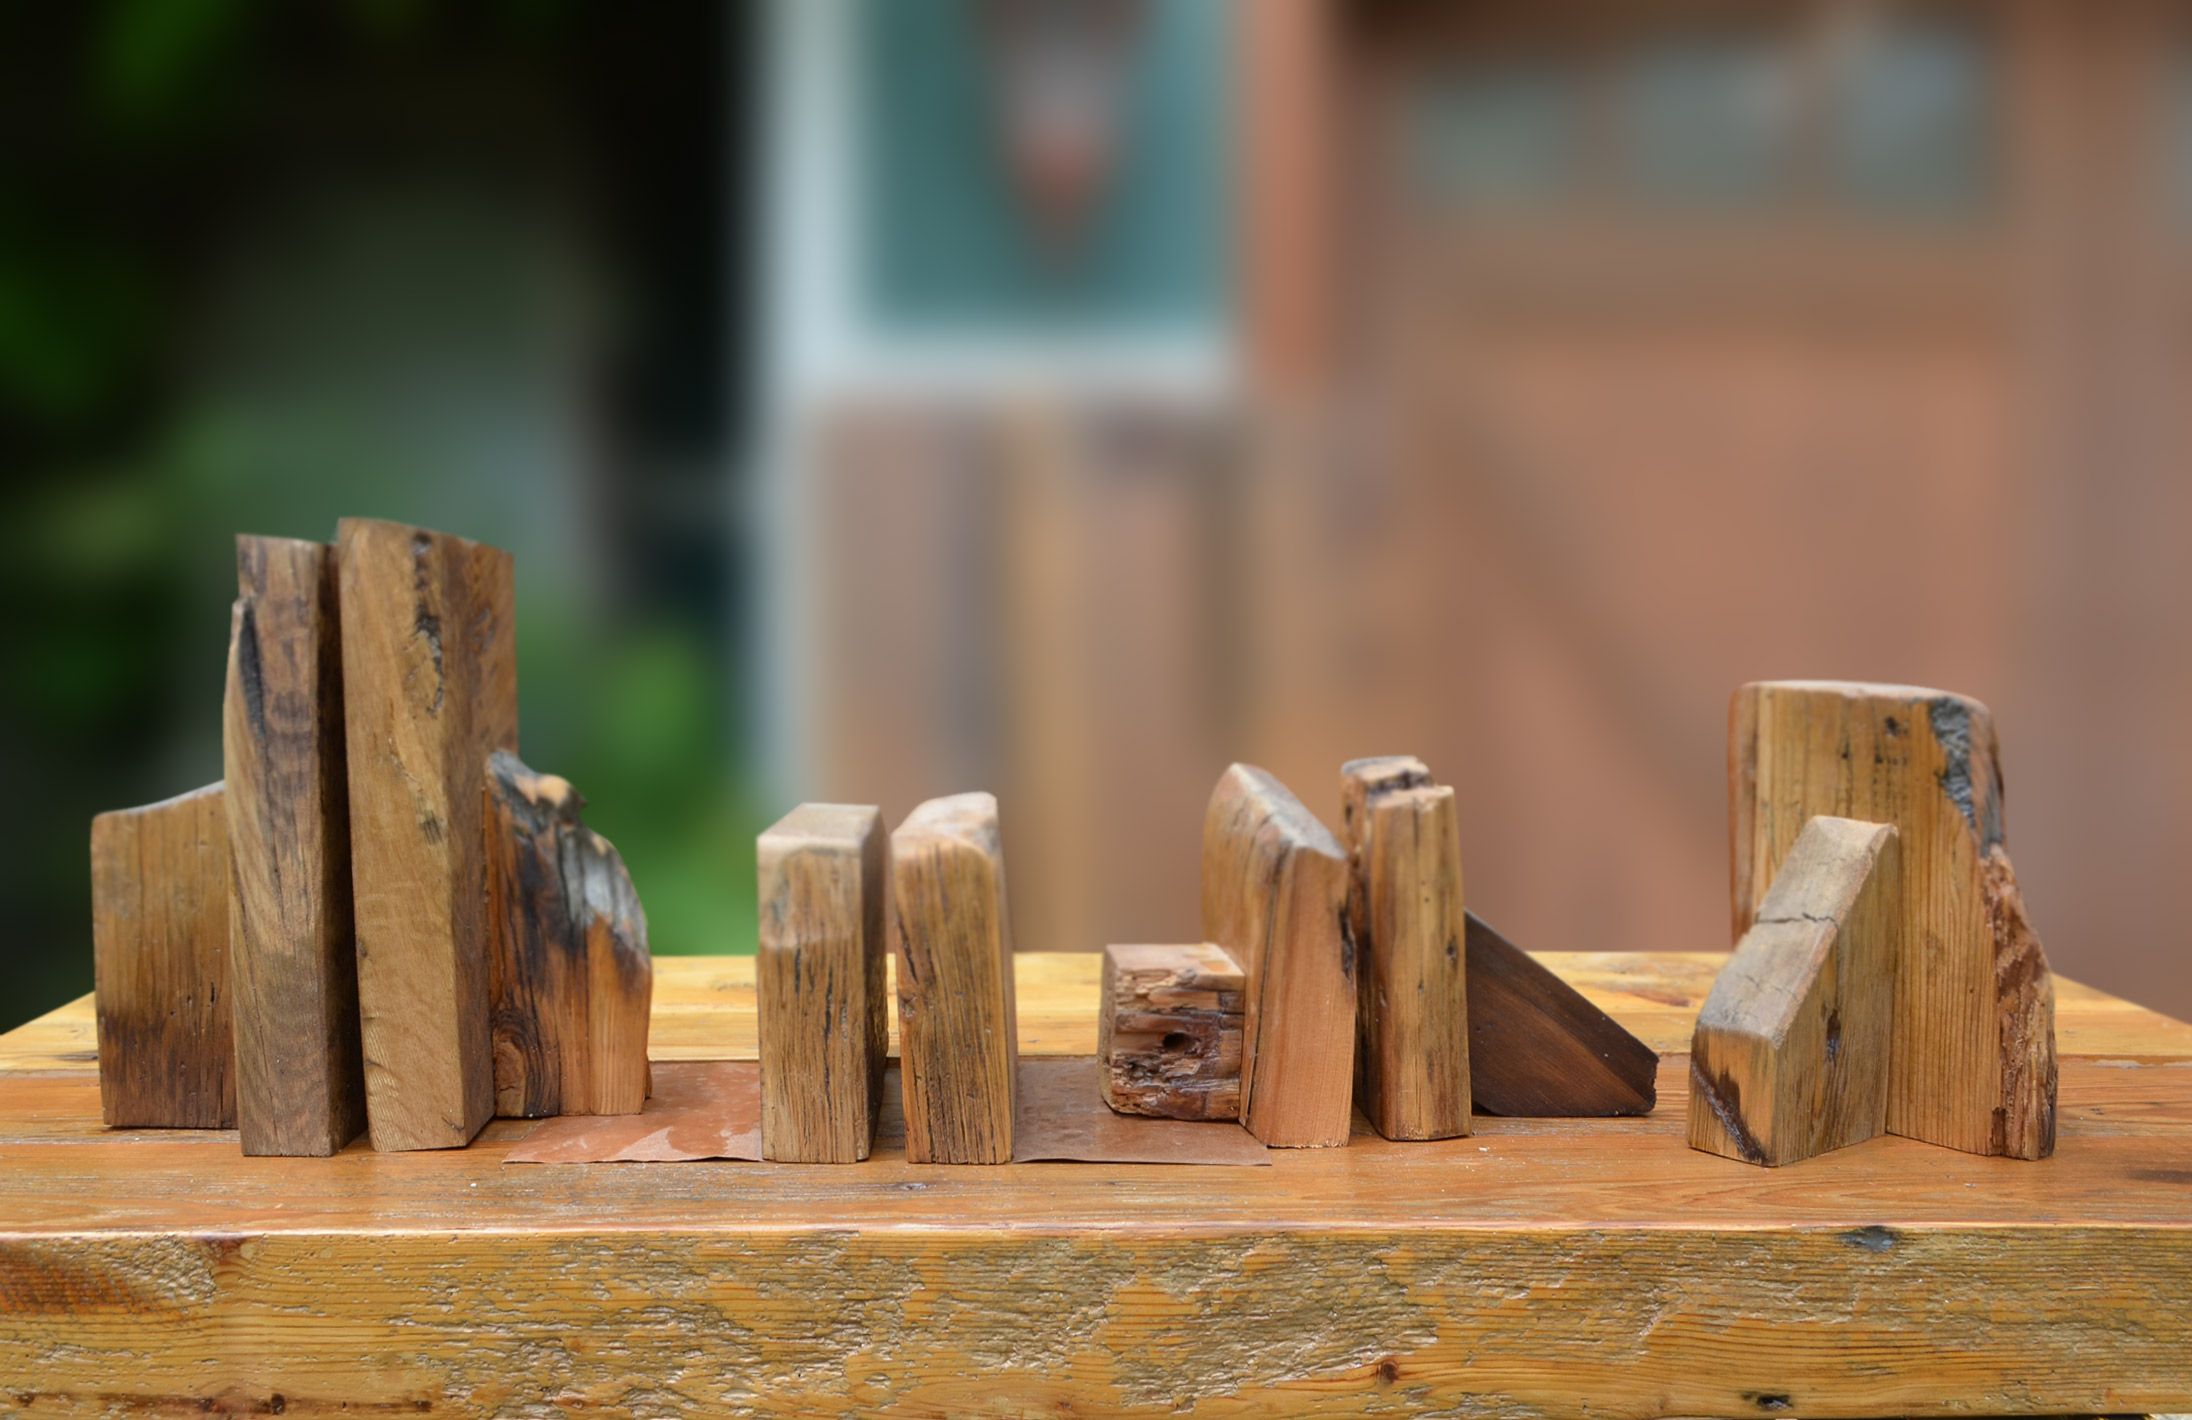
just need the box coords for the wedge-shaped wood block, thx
[1732,680,2056,1159]
[892,792,1018,1164]
[338,517,518,1151]
[90,784,235,1128]
[1466,912,1658,1116]
[485,753,651,1118]
[1097,943,1245,1121]
[1202,764,1354,1148]
[1691,816,1900,1166]
[757,803,888,1162]
[225,535,367,1156]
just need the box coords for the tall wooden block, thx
[1097,943,1245,1121]
[1691,816,1900,1166]
[485,754,651,1118]
[1202,764,1354,1148]
[892,792,1018,1164]
[90,784,235,1128]
[1732,680,2056,1159]
[1466,912,1659,1117]
[225,535,367,1156]
[337,518,518,1152]
[756,803,888,1162]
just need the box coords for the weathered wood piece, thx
[1466,912,1659,1117]
[1202,763,1354,1148]
[1690,816,1900,1166]
[1096,943,1245,1121]
[223,535,366,1156]
[1731,680,2057,1159]
[892,792,1018,1164]
[1340,756,1470,1140]
[89,784,235,1128]
[756,803,888,1162]
[485,753,651,1118]
[337,517,519,1151]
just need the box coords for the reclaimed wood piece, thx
[223,535,366,1157]
[1096,943,1245,1121]
[756,803,888,1162]
[337,517,519,1152]
[1466,913,1659,1117]
[1202,763,1354,1148]
[485,754,651,1118]
[892,792,1018,1164]
[88,785,235,1129]
[1340,756,1470,1140]
[1732,680,2057,1159]
[1690,816,1900,1166]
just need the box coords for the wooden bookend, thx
[90,784,235,1128]
[1467,913,1658,1117]
[1097,943,1245,1121]
[1691,816,1900,1166]
[224,535,367,1156]
[1340,756,1470,1140]
[337,517,519,1151]
[1202,764,1354,1148]
[756,803,888,1162]
[1732,681,2057,1159]
[892,792,1018,1164]
[485,753,652,1118]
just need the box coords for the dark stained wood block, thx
[1467,912,1658,1118]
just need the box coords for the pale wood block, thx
[892,792,1018,1163]
[90,784,234,1128]
[1097,943,1244,1121]
[756,803,888,1162]
[1691,816,1900,1166]
[224,534,367,1156]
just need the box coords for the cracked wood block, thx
[1202,764,1354,1148]
[1465,912,1658,1116]
[224,535,367,1156]
[756,803,888,1161]
[892,792,1018,1163]
[1732,681,2057,1159]
[90,784,235,1128]
[1691,816,1900,1166]
[337,518,518,1151]
[486,753,651,1118]
[1097,943,1245,1121]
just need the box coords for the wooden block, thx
[756,803,888,1162]
[337,517,518,1151]
[89,784,235,1128]
[1690,816,1900,1166]
[1466,912,1659,1116]
[891,792,1018,1164]
[1201,763,1354,1148]
[485,753,651,1118]
[1341,756,1470,1140]
[1732,680,2057,1159]
[224,535,367,1156]
[1096,943,1245,1121]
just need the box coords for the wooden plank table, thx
[2,952,2189,1416]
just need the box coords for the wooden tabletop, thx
[3,952,2189,1416]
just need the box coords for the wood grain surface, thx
[1096,943,1245,1121]
[1465,914,1659,1116]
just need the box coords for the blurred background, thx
[5,0,2190,1033]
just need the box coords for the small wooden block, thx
[1691,816,1900,1166]
[756,803,889,1162]
[338,517,519,1151]
[485,753,652,1118]
[1097,943,1245,1121]
[1341,756,1470,1140]
[1201,763,1354,1148]
[892,792,1018,1164]
[90,784,235,1129]
[1466,912,1659,1117]
[225,534,367,1156]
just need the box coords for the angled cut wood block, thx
[756,803,888,1162]
[224,534,367,1156]
[1732,680,2056,1158]
[1097,943,1245,1121]
[1202,764,1354,1148]
[1466,913,1659,1117]
[1691,816,1900,1166]
[90,784,235,1128]
[892,792,1018,1164]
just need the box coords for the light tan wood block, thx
[1097,943,1244,1121]
[892,792,1018,1164]
[756,803,888,1162]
